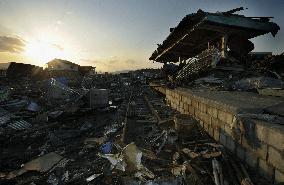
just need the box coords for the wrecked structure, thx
[45,59,97,81]
[79,66,96,76]
[149,7,279,62]
[46,59,79,71]
[150,7,284,184]
[150,8,279,62]
[45,59,81,80]
[149,7,282,85]
[0,62,44,80]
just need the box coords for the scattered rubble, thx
[0,68,271,185]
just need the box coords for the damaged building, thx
[79,66,96,76]
[150,7,284,184]
[45,59,97,80]
[1,62,43,80]
[45,59,81,80]
[46,59,79,71]
[150,7,281,84]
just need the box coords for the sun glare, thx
[24,40,64,66]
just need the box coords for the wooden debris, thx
[212,158,224,185]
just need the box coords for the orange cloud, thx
[0,36,26,53]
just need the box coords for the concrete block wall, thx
[153,85,284,184]
[153,85,166,95]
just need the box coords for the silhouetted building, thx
[45,59,80,79]
[79,66,96,76]
[5,62,43,79]
[46,59,79,71]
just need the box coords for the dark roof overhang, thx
[150,10,280,63]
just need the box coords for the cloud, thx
[0,36,26,53]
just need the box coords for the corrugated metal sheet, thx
[8,120,32,130]
[0,107,32,130]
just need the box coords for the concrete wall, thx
[151,84,284,184]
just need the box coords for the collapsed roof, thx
[149,8,280,63]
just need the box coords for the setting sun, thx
[24,40,64,66]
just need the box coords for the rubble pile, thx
[180,53,284,94]
[0,74,129,185]
[0,70,271,185]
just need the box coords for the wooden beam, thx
[154,20,205,61]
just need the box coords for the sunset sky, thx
[0,0,283,72]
